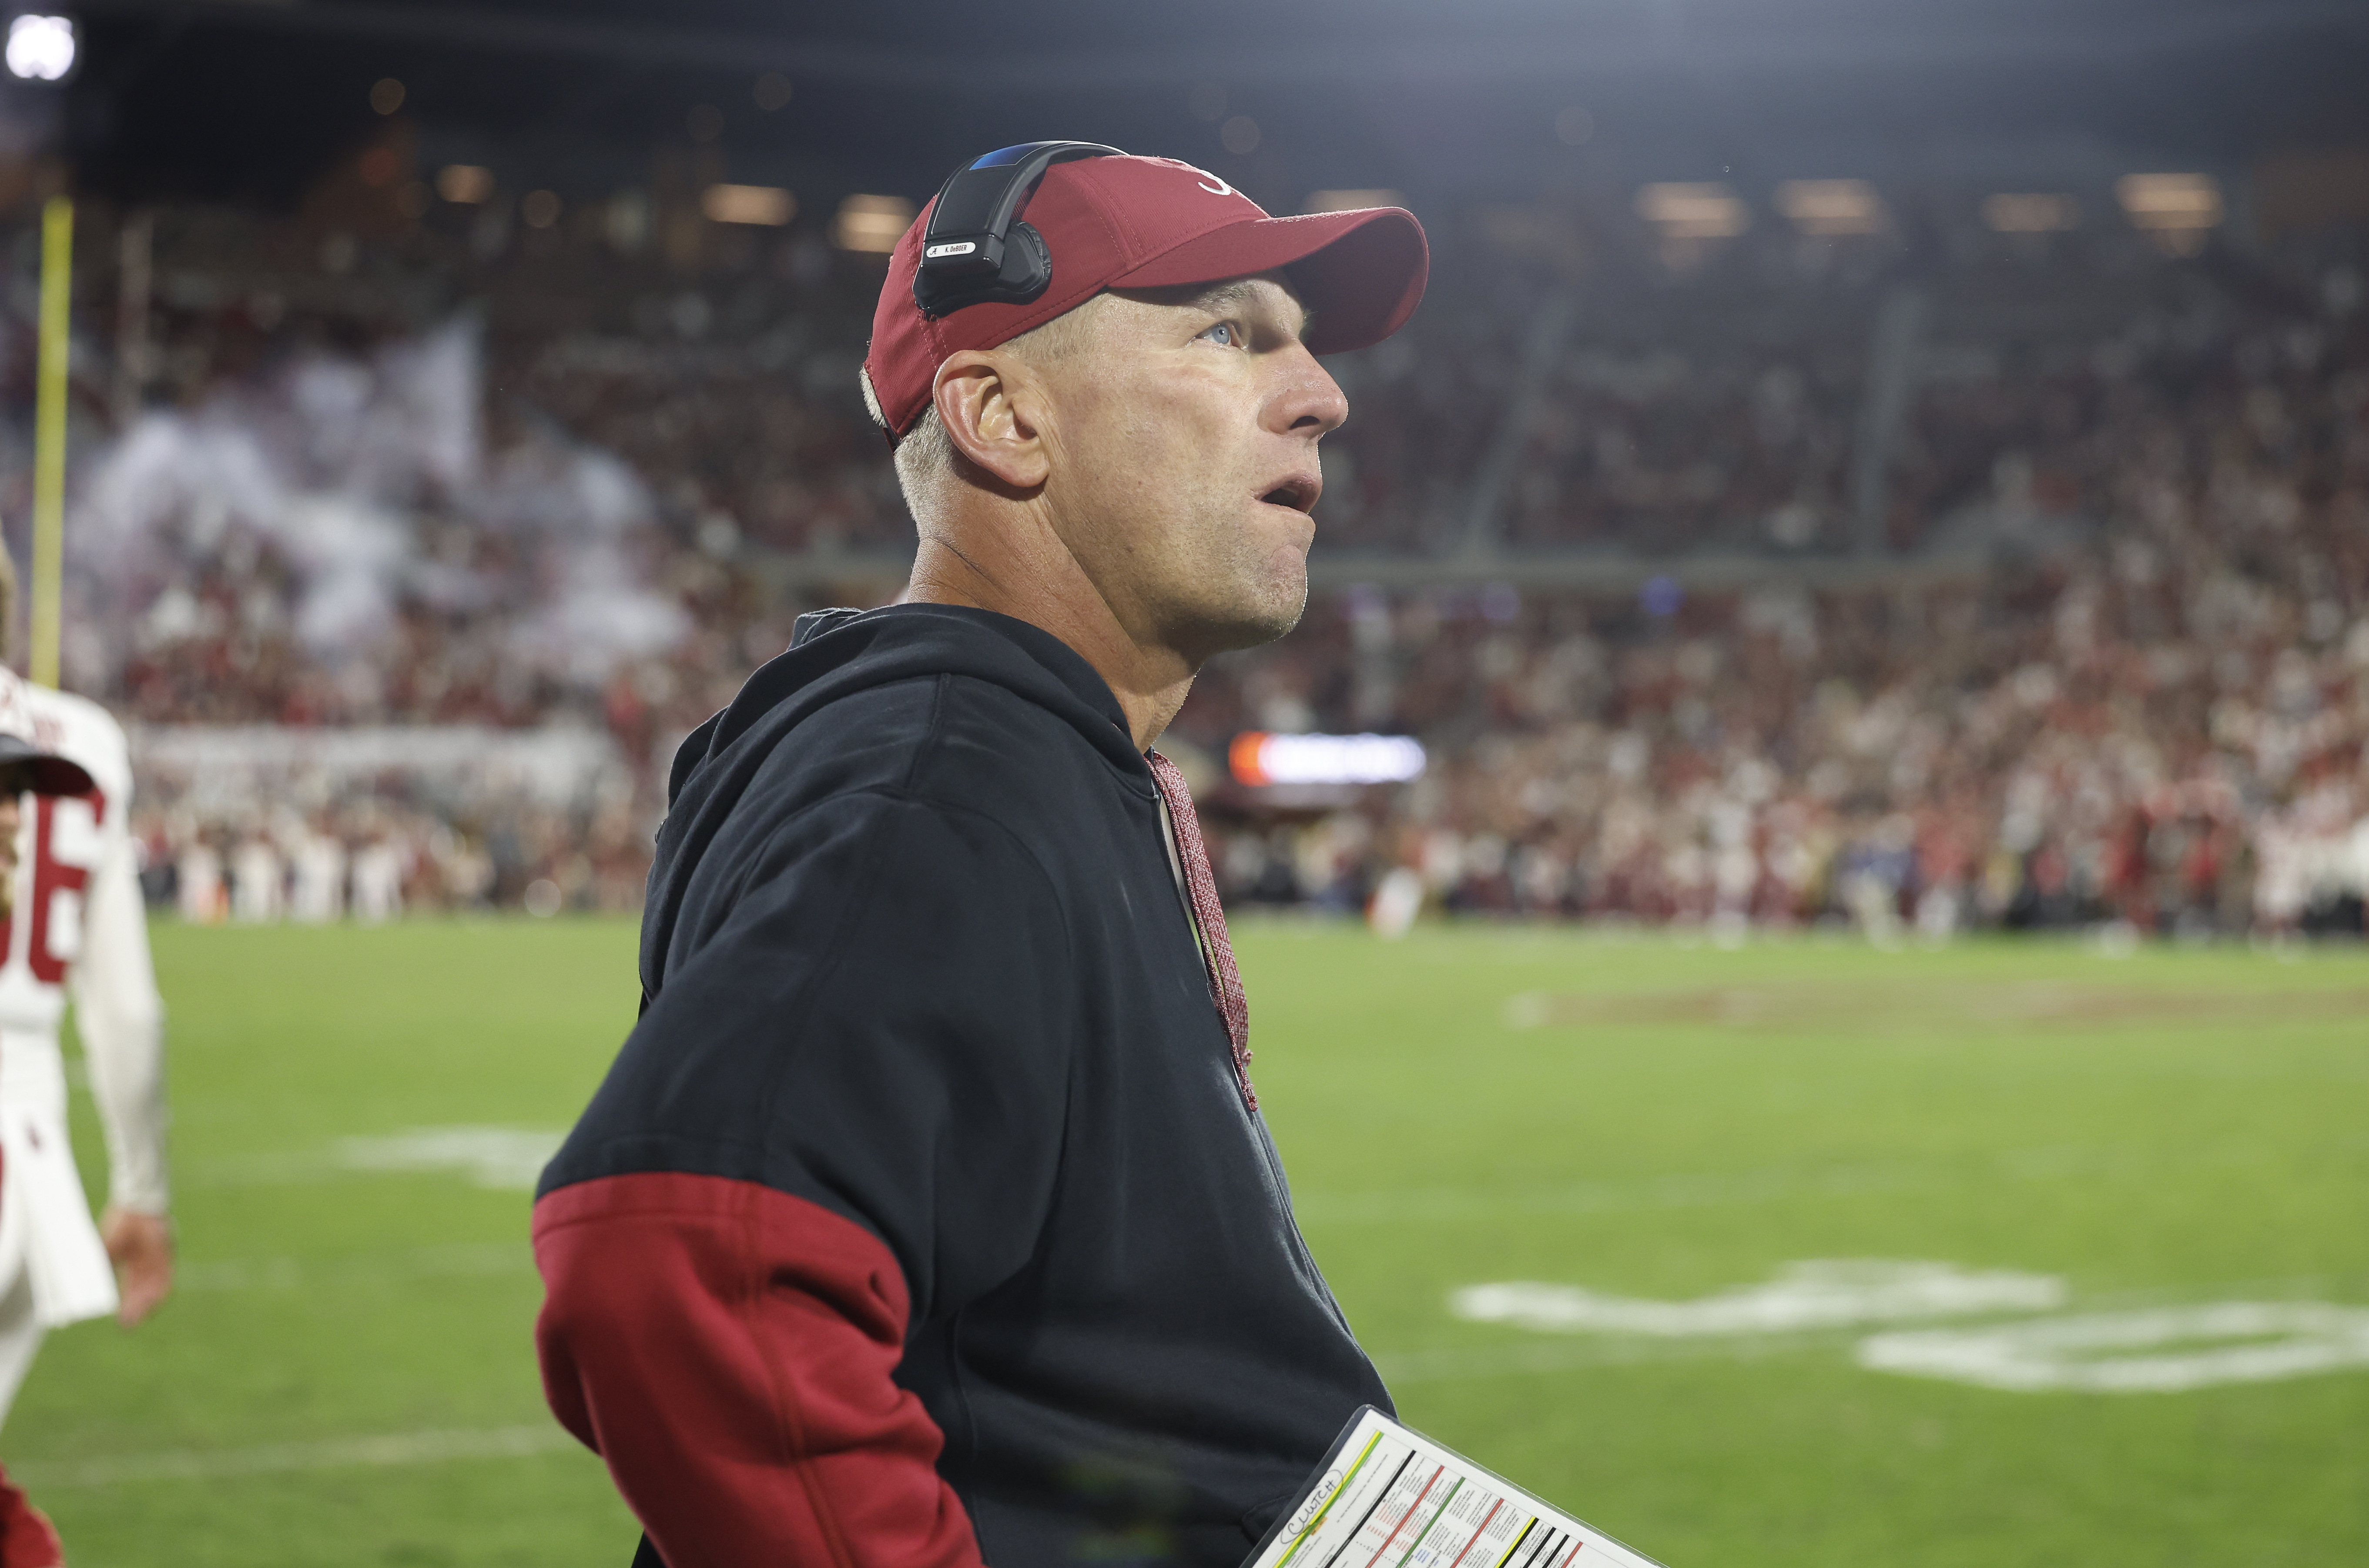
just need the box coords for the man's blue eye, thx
[1204,323,1236,345]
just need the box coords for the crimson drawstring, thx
[1146,752,1257,1112]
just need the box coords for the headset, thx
[913,141,1124,318]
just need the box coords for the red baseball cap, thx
[861,151,1428,439]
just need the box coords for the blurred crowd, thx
[143,796,657,923]
[1185,226,2369,941]
[3,183,2362,933]
[1178,566,2369,941]
[1182,230,2369,936]
[128,725,652,921]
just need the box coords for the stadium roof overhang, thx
[64,0,2369,90]
[40,0,2369,209]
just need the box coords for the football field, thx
[17,918,2367,1566]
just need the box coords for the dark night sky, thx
[31,0,2369,211]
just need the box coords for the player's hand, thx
[100,1207,174,1327]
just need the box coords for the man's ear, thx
[932,350,1051,492]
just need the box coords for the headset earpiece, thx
[914,141,1123,318]
[914,221,1051,315]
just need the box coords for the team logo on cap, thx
[1143,157,1240,201]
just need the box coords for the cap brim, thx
[1111,207,1428,355]
[0,734,92,797]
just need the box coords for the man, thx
[536,146,1426,1567]
[0,617,174,1567]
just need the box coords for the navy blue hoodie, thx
[534,603,1390,1568]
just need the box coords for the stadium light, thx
[4,13,75,82]
[831,194,913,253]
[436,164,495,204]
[1982,193,2080,233]
[1635,183,1748,239]
[1305,188,1404,214]
[702,183,795,226]
[1229,732,1426,787]
[2116,173,2221,255]
[1636,182,1747,271]
[1773,179,1884,236]
[605,190,651,251]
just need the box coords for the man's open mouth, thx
[1259,475,1320,512]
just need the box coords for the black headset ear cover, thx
[912,141,1123,318]
[913,220,1053,316]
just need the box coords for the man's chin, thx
[1252,579,1310,645]
[1166,585,1304,665]
[1213,552,1310,652]
[1156,533,1312,662]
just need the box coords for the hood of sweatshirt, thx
[642,603,1149,996]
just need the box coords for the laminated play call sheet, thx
[1245,1407,1665,1568]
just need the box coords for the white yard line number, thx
[1451,1261,2369,1394]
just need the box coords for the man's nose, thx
[1269,346,1349,438]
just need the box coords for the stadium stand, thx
[17,179,2367,931]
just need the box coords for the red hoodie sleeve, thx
[534,1170,987,1568]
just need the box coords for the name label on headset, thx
[925,241,978,258]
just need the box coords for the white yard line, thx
[15,1425,580,1490]
[1383,1273,2369,1384]
[186,1126,569,1193]
[1451,1260,2068,1337]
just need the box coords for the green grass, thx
[14,919,2369,1565]
[28,921,645,1567]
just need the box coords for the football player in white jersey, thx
[0,624,171,1565]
